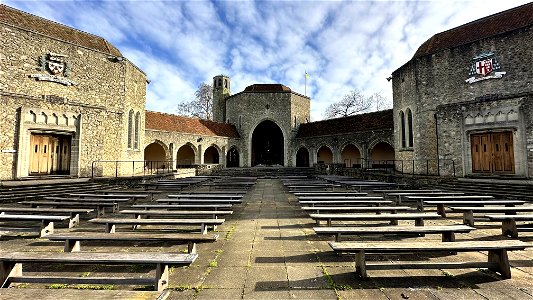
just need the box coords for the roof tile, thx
[145,111,240,138]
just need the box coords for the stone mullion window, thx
[127,110,133,149]
[400,111,406,148]
[134,112,140,149]
[407,109,413,147]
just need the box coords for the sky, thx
[2,0,530,121]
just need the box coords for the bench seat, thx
[46,231,219,253]
[449,206,533,226]
[0,214,69,237]
[310,212,442,226]
[424,200,525,217]
[0,251,197,291]
[120,209,233,220]
[328,240,531,279]
[302,206,411,214]
[132,204,233,210]
[89,217,225,234]
[297,196,384,200]
[21,201,116,216]
[314,225,475,242]
[299,200,392,207]
[156,199,241,204]
[167,194,243,200]
[404,195,494,212]
[0,207,93,228]
[292,192,368,196]
[485,214,533,238]
[0,289,164,300]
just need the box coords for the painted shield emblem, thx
[475,58,493,76]
[47,60,64,75]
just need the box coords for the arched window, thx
[400,111,406,148]
[134,112,140,149]
[407,109,413,147]
[127,110,133,148]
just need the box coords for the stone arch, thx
[204,144,221,164]
[370,141,395,168]
[226,146,240,168]
[295,147,310,167]
[249,118,286,166]
[144,140,169,169]
[316,145,333,164]
[176,143,197,166]
[341,143,362,167]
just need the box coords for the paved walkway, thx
[168,179,533,300]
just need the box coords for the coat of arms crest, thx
[465,52,506,84]
[30,52,76,86]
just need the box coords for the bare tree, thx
[324,90,390,119]
[176,82,213,120]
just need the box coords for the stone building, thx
[0,4,146,180]
[392,2,533,178]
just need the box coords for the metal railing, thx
[345,158,456,177]
[91,160,175,178]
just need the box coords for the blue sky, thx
[2,0,530,121]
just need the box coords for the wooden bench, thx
[167,194,243,200]
[449,206,533,226]
[297,196,384,201]
[373,189,442,198]
[287,184,341,191]
[302,206,411,214]
[0,214,69,237]
[0,207,93,228]
[314,224,476,242]
[69,193,149,202]
[424,200,525,217]
[132,204,233,211]
[0,289,163,300]
[120,209,233,223]
[293,192,368,196]
[156,198,241,204]
[46,231,219,254]
[101,189,162,201]
[21,201,117,216]
[389,192,465,204]
[348,183,397,192]
[299,200,393,207]
[403,195,495,212]
[0,251,197,291]
[485,214,533,238]
[89,217,225,234]
[328,240,531,279]
[310,212,442,226]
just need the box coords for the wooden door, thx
[59,138,71,173]
[471,131,514,174]
[30,135,41,174]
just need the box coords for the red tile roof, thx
[145,111,240,138]
[0,4,122,56]
[296,109,393,138]
[413,3,533,59]
[243,84,291,93]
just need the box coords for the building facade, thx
[0,4,146,180]
[392,3,533,178]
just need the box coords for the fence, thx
[91,160,175,178]
[343,158,456,177]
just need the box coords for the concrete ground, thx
[1,178,533,300]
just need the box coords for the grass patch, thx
[46,284,69,289]
[75,284,114,290]
[80,272,91,277]
[225,224,236,240]
[441,270,455,277]
[321,265,343,300]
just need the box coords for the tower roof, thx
[243,84,291,93]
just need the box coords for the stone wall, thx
[393,25,533,177]
[0,19,146,179]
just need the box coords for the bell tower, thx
[212,75,231,123]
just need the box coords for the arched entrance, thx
[251,120,284,166]
[341,144,361,167]
[204,146,220,164]
[144,142,167,169]
[226,147,239,167]
[176,144,195,167]
[295,147,310,167]
[317,146,333,164]
[371,142,395,168]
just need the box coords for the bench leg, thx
[442,232,455,242]
[0,262,22,288]
[188,242,197,254]
[201,224,207,234]
[437,204,446,217]
[502,220,518,238]
[64,239,81,252]
[335,233,342,242]
[463,211,474,227]
[97,206,105,217]
[68,213,80,228]
[415,218,424,227]
[155,263,169,292]
[417,201,424,212]
[355,250,367,278]
[488,249,511,279]
[106,223,116,233]
[40,221,54,237]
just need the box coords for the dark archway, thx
[371,142,395,169]
[176,144,195,167]
[204,146,220,164]
[144,142,167,169]
[317,146,333,164]
[251,120,284,166]
[341,144,361,168]
[296,147,309,167]
[226,147,239,167]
